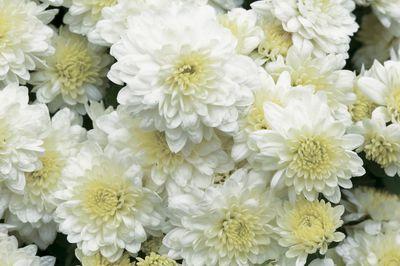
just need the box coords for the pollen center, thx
[364,135,397,167]
[378,249,400,266]
[259,21,292,60]
[387,88,400,122]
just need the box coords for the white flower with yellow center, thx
[249,92,365,203]
[30,28,111,114]
[0,0,55,85]
[252,0,358,56]
[350,114,400,176]
[136,253,177,266]
[55,143,165,262]
[232,70,310,162]
[349,86,378,122]
[108,4,257,152]
[342,187,400,225]
[336,229,400,266]
[94,107,233,195]
[164,169,280,265]
[358,60,400,124]
[0,227,55,266]
[4,108,85,248]
[352,14,400,70]
[0,84,49,200]
[266,43,356,123]
[76,249,133,266]
[275,199,345,266]
[218,8,263,55]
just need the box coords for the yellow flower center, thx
[364,134,398,167]
[54,34,99,98]
[82,179,136,220]
[247,106,269,131]
[387,88,400,122]
[378,249,400,266]
[291,136,338,179]
[26,151,64,191]
[165,52,210,94]
[349,90,377,122]
[219,208,257,252]
[292,66,329,91]
[141,236,164,255]
[136,253,177,266]
[289,200,337,249]
[258,21,292,60]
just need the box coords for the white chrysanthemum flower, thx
[76,249,132,266]
[136,253,177,266]
[252,0,358,56]
[5,213,58,250]
[275,199,345,266]
[249,92,365,203]
[358,60,400,124]
[218,8,263,55]
[108,4,258,152]
[348,75,378,122]
[164,169,280,265]
[232,70,309,162]
[30,28,111,114]
[342,187,400,225]
[336,229,400,265]
[4,108,85,247]
[0,84,49,200]
[0,227,55,266]
[353,14,400,70]
[350,114,400,176]
[250,3,293,63]
[55,143,165,262]
[0,0,55,85]
[95,107,233,195]
[266,43,356,122]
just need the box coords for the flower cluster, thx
[0,0,399,265]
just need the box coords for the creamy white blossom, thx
[109,4,258,152]
[164,169,280,266]
[0,0,55,85]
[251,0,358,56]
[30,27,111,114]
[55,143,165,262]
[249,91,365,203]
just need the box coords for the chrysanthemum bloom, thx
[349,78,377,122]
[55,143,165,262]
[232,70,309,162]
[164,169,280,265]
[4,108,86,248]
[218,8,263,55]
[355,0,400,36]
[94,107,233,195]
[251,0,358,56]
[358,60,400,124]
[108,4,258,152]
[350,114,400,176]
[336,229,400,265]
[136,253,177,266]
[30,28,111,114]
[0,227,55,266]
[251,1,293,63]
[0,84,49,200]
[266,43,356,123]
[275,199,345,266]
[342,187,400,226]
[352,14,400,70]
[0,0,55,85]
[76,249,132,266]
[250,92,365,203]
